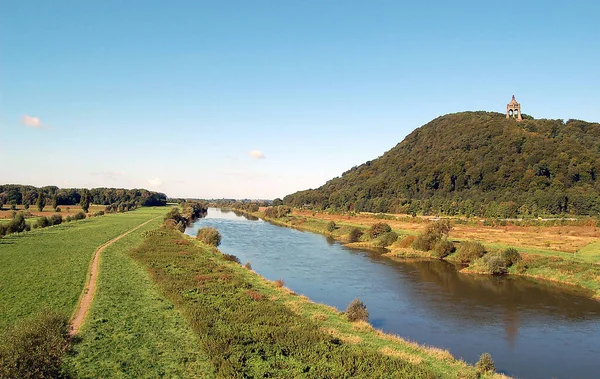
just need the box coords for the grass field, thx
[65,216,213,378]
[127,227,503,378]
[0,204,105,220]
[0,207,167,332]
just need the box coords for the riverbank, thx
[132,225,506,378]
[249,209,600,301]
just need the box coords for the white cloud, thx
[249,150,265,159]
[148,177,162,186]
[21,115,43,128]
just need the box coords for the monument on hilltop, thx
[506,95,523,121]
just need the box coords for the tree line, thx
[0,185,167,210]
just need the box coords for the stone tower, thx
[506,95,522,121]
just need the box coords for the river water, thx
[186,208,600,379]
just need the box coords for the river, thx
[186,208,600,379]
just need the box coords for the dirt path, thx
[70,217,160,335]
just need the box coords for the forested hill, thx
[284,111,600,217]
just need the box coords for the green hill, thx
[284,111,600,217]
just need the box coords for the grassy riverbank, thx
[128,226,503,378]
[252,209,600,300]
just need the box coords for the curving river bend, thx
[186,208,600,379]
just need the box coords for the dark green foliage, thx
[93,210,105,217]
[73,211,87,220]
[79,189,91,213]
[36,192,45,212]
[345,298,369,322]
[412,220,452,251]
[197,227,221,246]
[348,227,363,242]
[9,201,16,211]
[368,222,392,239]
[263,205,292,218]
[374,231,398,247]
[432,238,456,258]
[50,214,63,226]
[502,248,522,267]
[327,220,336,232]
[129,229,433,378]
[475,352,495,374]
[0,184,166,209]
[164,202,208,230]
[0,213,30,237]
[0,311,71,379]
[456,241,486,263]
[284,112,600,216]
[272,198,283,206]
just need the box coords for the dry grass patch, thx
[375,330,454,362]
[380,347,423,365]
[320,328,362,345]
[351,320,373,332]
[312,313,328,322]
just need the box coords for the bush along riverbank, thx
[129,223,506,378]
[251,206,600,301]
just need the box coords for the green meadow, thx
[0,207,166,332]
[65,216,213,378]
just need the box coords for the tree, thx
[36,193,45,212]
[51,196,58,211]
[80,189,91,213]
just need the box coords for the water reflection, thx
[185,208,600,379]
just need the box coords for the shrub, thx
[367,222,392,239]
[432,238,455,258]
[93,211,105,217]
[4,213,29,235]
[65,216,72,223]
[37,217,50,228]
[55,207,61,213]
[243,262,252,270]
[197,227,221,246]
[456,241,486,263]
[50,214,63,226]
[374,231,398,248]
[327,221,336,232]
[222,254,240,264]
[274,279,285,288]
[73,212,86,220]
[348,227,363,243]
[501,248,522,267]
[514,260,529,274]
[345,298,369,322]
[264,206,292,218]
[412,219,453,251]
[0,311,71,379]
[475,352,495,373]
[482,253,508,275]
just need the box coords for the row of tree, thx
[0,185,167,210]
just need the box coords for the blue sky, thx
[1,1,599,199]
